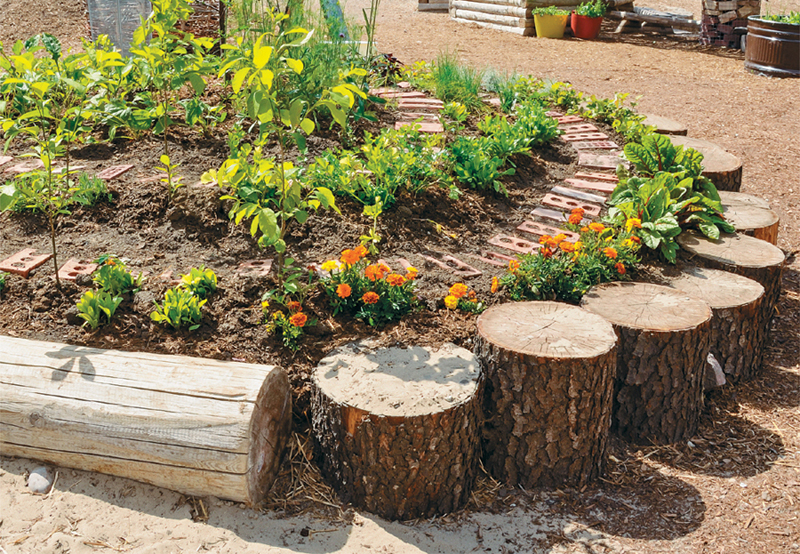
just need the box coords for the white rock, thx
[27,467,52,494]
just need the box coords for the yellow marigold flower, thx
[386,273,406,286]
[559,241,574,253]
[491,276,499,293]
[273,311,284,320]
[509,260,520,272]
[589,222,605,233]
[362,291,380,304]
[603,247,618,259]
[336,283,352,298]
[261,300,269,309]
[321,260,339,272]
[444,295,459,309]
[626,218,642,231]
[622,238,636,249]
[574,241,584,251]
[405,266,418,280]
[340,249,361,266]
[449,283,469,299]
[554,233,567,243]
[289,312,307,327]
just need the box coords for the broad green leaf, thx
[259,69,274,89]
[285,58,303,74]
[253,42,273,69]
[299,118,315,134]
[187,73,206,95]
[232,67,250,94]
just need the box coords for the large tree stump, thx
[660,266,766,386]
[677,231,785,327]
[643,114,688,136]
[671,135,742,192]
[719,192,779,244]
[0,337,291,505]
[581,283,712,445]
[475,301,617,489]
[311,341,483,520]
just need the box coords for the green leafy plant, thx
[0,271,7,293]
[319,246,420,327]
[761,11,800,24]
[359,199,383,255]
[575,0,607,18]
[76,289,123,330]
[532,6,570,16]
[451,135,514,194]
[179,266,218,299]
[93,255,145,296]
[156,154,185,198]
[180,96,227,138]
[430,52,485,112]
[263,299,315,351]
[151,287,206,330]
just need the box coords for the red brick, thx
[473,250,515,267]
[578,153,625,169]
[372,90,426,99]
[516,221,579,242]
[397,112,440,122]
[0,156,13,168]
[559,123,598,133]
[551,185,607,205]
[571,140,619,150]
[235,259,273,277]
[4,159,44,174]
[395,121,443,133]
[487,235,540,254]
[157,268,181,285]
[564,178,617,194]
[532,206,568,223]
[421,254,482,278]
[137,175,162,184]
[0,248,53,278]
[542,194,602,216]
[398,98,444,107]
[58,258,98,282]
[561,132,609,142]
[395,258,414,271]
[574,171,618,182]
[96,164,134,180]
[556,115,583,125]
[397,81,411,88]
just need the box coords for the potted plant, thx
[745,12,799,78]
[571,0,607,40]
[532,6,570,38]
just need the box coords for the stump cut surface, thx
[677,231,785,270]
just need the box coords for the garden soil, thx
[1,0,800,553]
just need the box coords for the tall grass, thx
[431,52,485,112]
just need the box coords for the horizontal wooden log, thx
[0,337,291,505]
[452,0,531,17]
[452,8,533,27]
[607,10,701,30]
[452,16,537,34]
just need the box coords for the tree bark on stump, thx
[311,341,483,520]
[660,266,766,386]
[0,336,291,505]
[677,231,785,333]
[720,192,779,245]
[670,135,742,192]
[581,283,712,445]
[475,301,617,489]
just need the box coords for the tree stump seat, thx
[660,266,766,387]
[670,135,743,192]
[0,336,292,505]
[643,114,688,136]
[719,191,779,244]
[311,341,483,520]
[581,282,712,445]
[677,231,785,329]
[475,301,618,489]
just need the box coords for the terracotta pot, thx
[571,12,603,39]
[534,13,569,38]
[744,17,800,78]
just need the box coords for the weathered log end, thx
[581,283,712,445]
[660,266,766,386]
[311,341,483,520]
[0,337,292,506]
[670,135,743,192]
[719,191,779,245]
[475,301,618,489]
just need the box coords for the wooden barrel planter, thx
[0,336,292,505]
[745,17,800,78]
[670,135,743,192]
[660,266,766,386]
[581,283,712,445]
[311,341,483,520]
[719,191,780,244]
[677,231,785,327]
[475,301,618,489]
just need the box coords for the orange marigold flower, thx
[354,245,368,259]
[559,241,574,253]
[615,262,626,275]
[449,283,469,299]
[571,207,585,216]
[508,260,520,272]
[404,266,418,280]
[387,273,406,286]
[568,212,583,225]
[631,236,641,244]
[580,226,590,233]
[289,313,307,327]
[540,248,553,259]
[365,264,380,281]
[286,301,302,313]
[574,241,584,251]
[377,263,391,278]
[444,295,459,310]
[539,234,553,245]
[603,247,618,259]
[589,222,605,233]
[336,283,352,298]
[468,290,477,300]
[340,249,360,266]
[491,276,499,293]
[362,291,380,304]
[626,218,642,231]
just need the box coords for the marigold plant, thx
[263,299,315,351]
[444,283,486,314]
[320,247,420,327]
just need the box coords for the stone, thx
[27,467,53,494]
